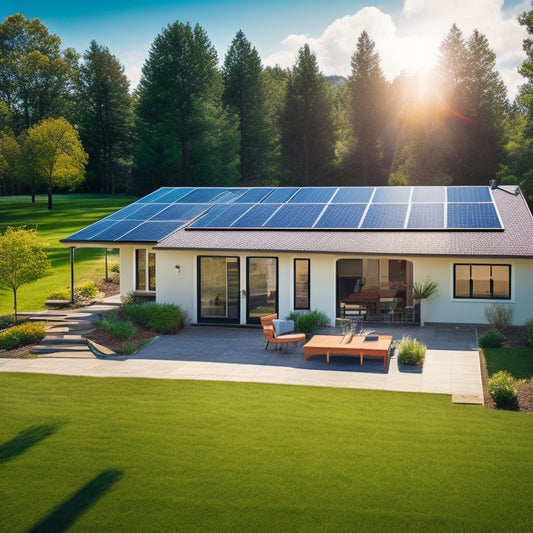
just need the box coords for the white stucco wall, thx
[118,247,533,327]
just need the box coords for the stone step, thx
[36,350,95,358]
[38,335,87,345]
[33,344,91,353]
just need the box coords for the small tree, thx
[0,226,50,319]
[21,117,88,209]
[413,280,439,326]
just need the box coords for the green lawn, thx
[1,374,531,532]
[0,194,136,314]
[483,347,533,380]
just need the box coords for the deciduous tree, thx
[21,117,87,209]
[0,13,79,131]
[0,127,20,194]
[0,226,50,319]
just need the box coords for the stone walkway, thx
[0,310,484,404]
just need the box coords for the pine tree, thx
[347,31,389,185]
[223,30,270,185]
[78,41,133,193]
[134,21,239,192]
[279,44,335,186]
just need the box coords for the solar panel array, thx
[64,186,504,243]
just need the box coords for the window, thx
[135,249,156,291]
[454,264,510,299]
[294,259,310,310]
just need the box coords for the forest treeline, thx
[0,10,532,201]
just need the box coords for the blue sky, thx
[2,1,530,98]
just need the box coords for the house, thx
[62,184,533,326]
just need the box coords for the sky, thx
[2,0,531,99]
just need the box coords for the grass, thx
[483,347,533,380]
[0,374,531,532]
[0,194,136,314]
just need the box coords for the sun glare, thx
[400,45,437,76]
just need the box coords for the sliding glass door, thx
[198,256,240,323]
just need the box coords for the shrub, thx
[76,282,100,298]
[0,314,16,330]
[517,380,533,412]
[123,302,186,334]
[47,290,70,300]
[397,336,426,366]
[286,310,330,334]
[109,263,120,273]
[484,303,513,332]
[0,322,46,350]
[525,319,533,347]
[478,329,503,348]
[487,370,523,409]
[101,317,136,340]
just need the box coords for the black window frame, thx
[293,258,311,310]
[453,263,511,300]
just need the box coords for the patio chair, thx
[260,313,306,352]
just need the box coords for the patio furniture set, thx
[260,314,393,366]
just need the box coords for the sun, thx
[399,40,438,75]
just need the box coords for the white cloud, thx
[264,1,529,99]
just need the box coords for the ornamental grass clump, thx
[286,310,330,334]
[123,302,186,334]
[101,315,136,341]
[0,322,46,350]
[524,318,533,347]
[487,370,524,409]
[397,336,426,366]
[484,303,512,333]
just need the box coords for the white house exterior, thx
[63,185,533,327]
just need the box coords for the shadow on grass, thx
[0,423,62,464]
[28,469,123,533]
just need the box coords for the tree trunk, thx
[47,181,53,210]
[13,287,17,322]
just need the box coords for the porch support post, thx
[70,246,75,304]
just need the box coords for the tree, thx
[0,226,50,319]
[0,13,79,132]
[279,44,335,185]
[21,117,88,209]
[437,25,508,184]
[0,127,20,194]
[223,30,270,185]
[134,21,239,192]
[77,41,133,193]
[347,31,389,185]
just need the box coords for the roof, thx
[62,185,533,258]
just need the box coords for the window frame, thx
[293,258,311,310]
[135,248,156,292]
[453,263,511,300]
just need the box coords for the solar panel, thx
[136,187,175,203]
[124,203,172,220]
[289,187,337,203]
[314,204,366,228]
[156,188,196,203]
[361,204,408,228]
[233,188,273,203]
[89,220,142,241]
[263,204,325,228]
[190,204,253,228]
[116,221,183,241]
[176,188,229,204]
[372,187,411,203]
[407,204,445,228]
[66,219,118,241]
[331,187,373,203]
[447,187,492,203]
[230,203,282,227]
[411,187,446,203]
[447,203,502,229]
[150,204,207,221]
[262,188,299,203]
[105,202,146,220]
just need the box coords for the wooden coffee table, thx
[303,334,393,366]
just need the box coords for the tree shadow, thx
[28,469,123,533]
[0,424,62,464]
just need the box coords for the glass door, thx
[247,257,278,324]
[198,256,240,323]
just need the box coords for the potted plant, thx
[413,280,438,326]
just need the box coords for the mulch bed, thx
[85,323,156,354]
